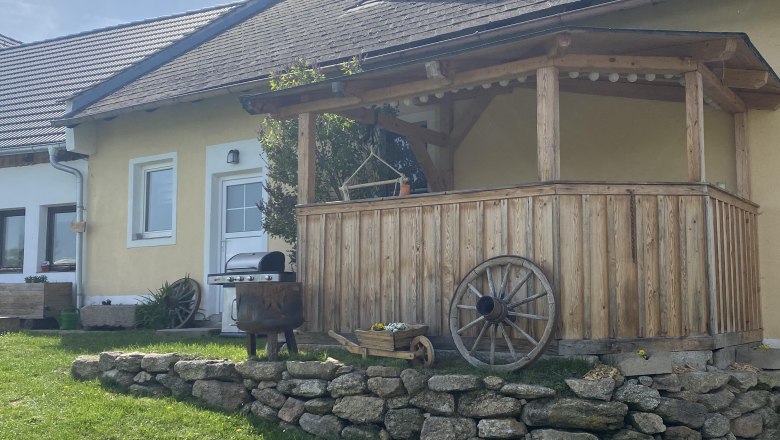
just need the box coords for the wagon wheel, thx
[165,277,201,329]
[449,255,556,372]
[410,336,435,368]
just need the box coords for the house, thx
[54,0,780,358]
[0,4,236,307]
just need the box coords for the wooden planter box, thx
[355,324,428,351]
[0,283,72,319]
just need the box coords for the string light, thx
[568,71,580,79]
[434,92,445,99]
[609,73,620,83]
[482,83,492,89]
[588,72,600,81]
[419,95,429,103]
[517,75,528,83]
[627,73,638,83]
[499,80,509,87]
[645,73,656,82]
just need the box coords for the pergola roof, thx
[241,27,780,117]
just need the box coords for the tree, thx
[257,59,390,262]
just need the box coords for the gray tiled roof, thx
[0,34,21,49]
[0,4,236,151]
[70,0,584,119]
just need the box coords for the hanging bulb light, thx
[609,73,620,83]
[645,73,656,82]
[627,73,638,83]
[499,80,509,87]
[419,95,429,103]
[664,74,674,79]
[434,92,445,99]
[588,72,600,81]
[517,75,528,83]
[568,71,580,79]
[402,98,411,106]
[482,83,492,89]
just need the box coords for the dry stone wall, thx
[71,352,780,439]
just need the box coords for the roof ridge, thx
[0,1,244,51]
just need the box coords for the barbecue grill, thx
[207,251,295,335]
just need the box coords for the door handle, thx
[231,298,238,321]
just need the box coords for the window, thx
[128,153,177,247]
[46,206,76,271]
[225,182,262,234]
[0,209,24,272]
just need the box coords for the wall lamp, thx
[226,149,240,164]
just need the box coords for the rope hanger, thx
[340,109,408,201]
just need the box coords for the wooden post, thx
[298,112,316,204]
[685,71,706,182]
[438,96,454,190]
[537,66,560,181]
[735,112,751,199]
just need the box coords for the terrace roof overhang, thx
[240,26,780,118]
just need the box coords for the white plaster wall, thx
[0,159,87,283]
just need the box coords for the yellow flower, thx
[637,349,649,360]
[755,344,771,350]
[370,322,386,331]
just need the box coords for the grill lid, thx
[226,251,285,273]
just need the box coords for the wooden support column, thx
[735,112,751,199]
[685,70,706,182]
[438,96,454,190]
[298,112,317,204]
[537,66,560,181]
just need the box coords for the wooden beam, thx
[698,63,746,114]
[738,91,780,111]
[438,96,454,189]
[712,68,769,90]
[337,108,449,147]
[557,78,685,103]
[449,93,497,150]
[554,54,697,74]
[685,70,705,183]
[298,113,317,204]
[630,38,739,62]
[406,136,446,192]
[537,66,560,182]
[735,112,751,199]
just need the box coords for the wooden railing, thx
[296,182,760,353]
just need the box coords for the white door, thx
[217,176,266,314]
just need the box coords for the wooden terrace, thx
[241,27,780,358]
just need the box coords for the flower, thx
[370,322,386,331]
[637,349,649,360]
[755,344,771,350]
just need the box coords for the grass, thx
[0,330,590,439]
[0,331,313,440]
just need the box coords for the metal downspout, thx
[48,145,84,309]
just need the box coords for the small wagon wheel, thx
[165,277,201,329]
[410,336,435,368]
[449,255,556,372]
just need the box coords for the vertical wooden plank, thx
[507,197,532,339]
[341,212,360,331]
[316,214,326,332]
[686,70,706,182]
[380,209,400,323]
[559,195,584,339]
[735,112,751,199]
[587,195,609,340]
[537,66,560,181]
[712,200,724,334]
[440,204,459,337]
[751,212,762,331]
[635,195,647,338]
[724,203,735,332]
[359,211,380,330]
[459,202,479,336]
[728,204,740,332]
[608,196,638,339]
[399,207,421,325]
[534,195,555,338]
[736,208,747,331]
[582,195,592,340]
[298,113,317,204]
[422,205,442,335]
[297,214,309,330]
[658,196,682,337]
[323,213,341,333]
[638,196,661,338]
[305,215,322,332]
[682,197,707,335]
[483,200,504,260]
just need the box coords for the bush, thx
[24,275,47,283]
[135,277,196,329]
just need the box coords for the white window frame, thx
[127,152,177,248]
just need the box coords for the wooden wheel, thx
[410,336,435,367]
[166,277,201,329]
[449,255,556,372]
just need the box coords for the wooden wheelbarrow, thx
[328,324,435,367]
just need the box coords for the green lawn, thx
[0,330,313,440]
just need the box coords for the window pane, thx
[226,185,243,210]
[226,209,244,233]
[51,210,76,263]
[245,208,262,232]
[145,168,173,232]
[245,183,262,207]
[2,214,24,268]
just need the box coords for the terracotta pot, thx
[399,182,411,196]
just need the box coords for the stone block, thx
[80,305,136,329]
[737,346,780,370]
[602,351,672,377]
[671,351,712,371]
[712,346,736,370]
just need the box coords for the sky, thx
[0,0,238,44]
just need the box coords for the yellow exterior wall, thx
[86,94,285,297]
[577,0,780,341]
